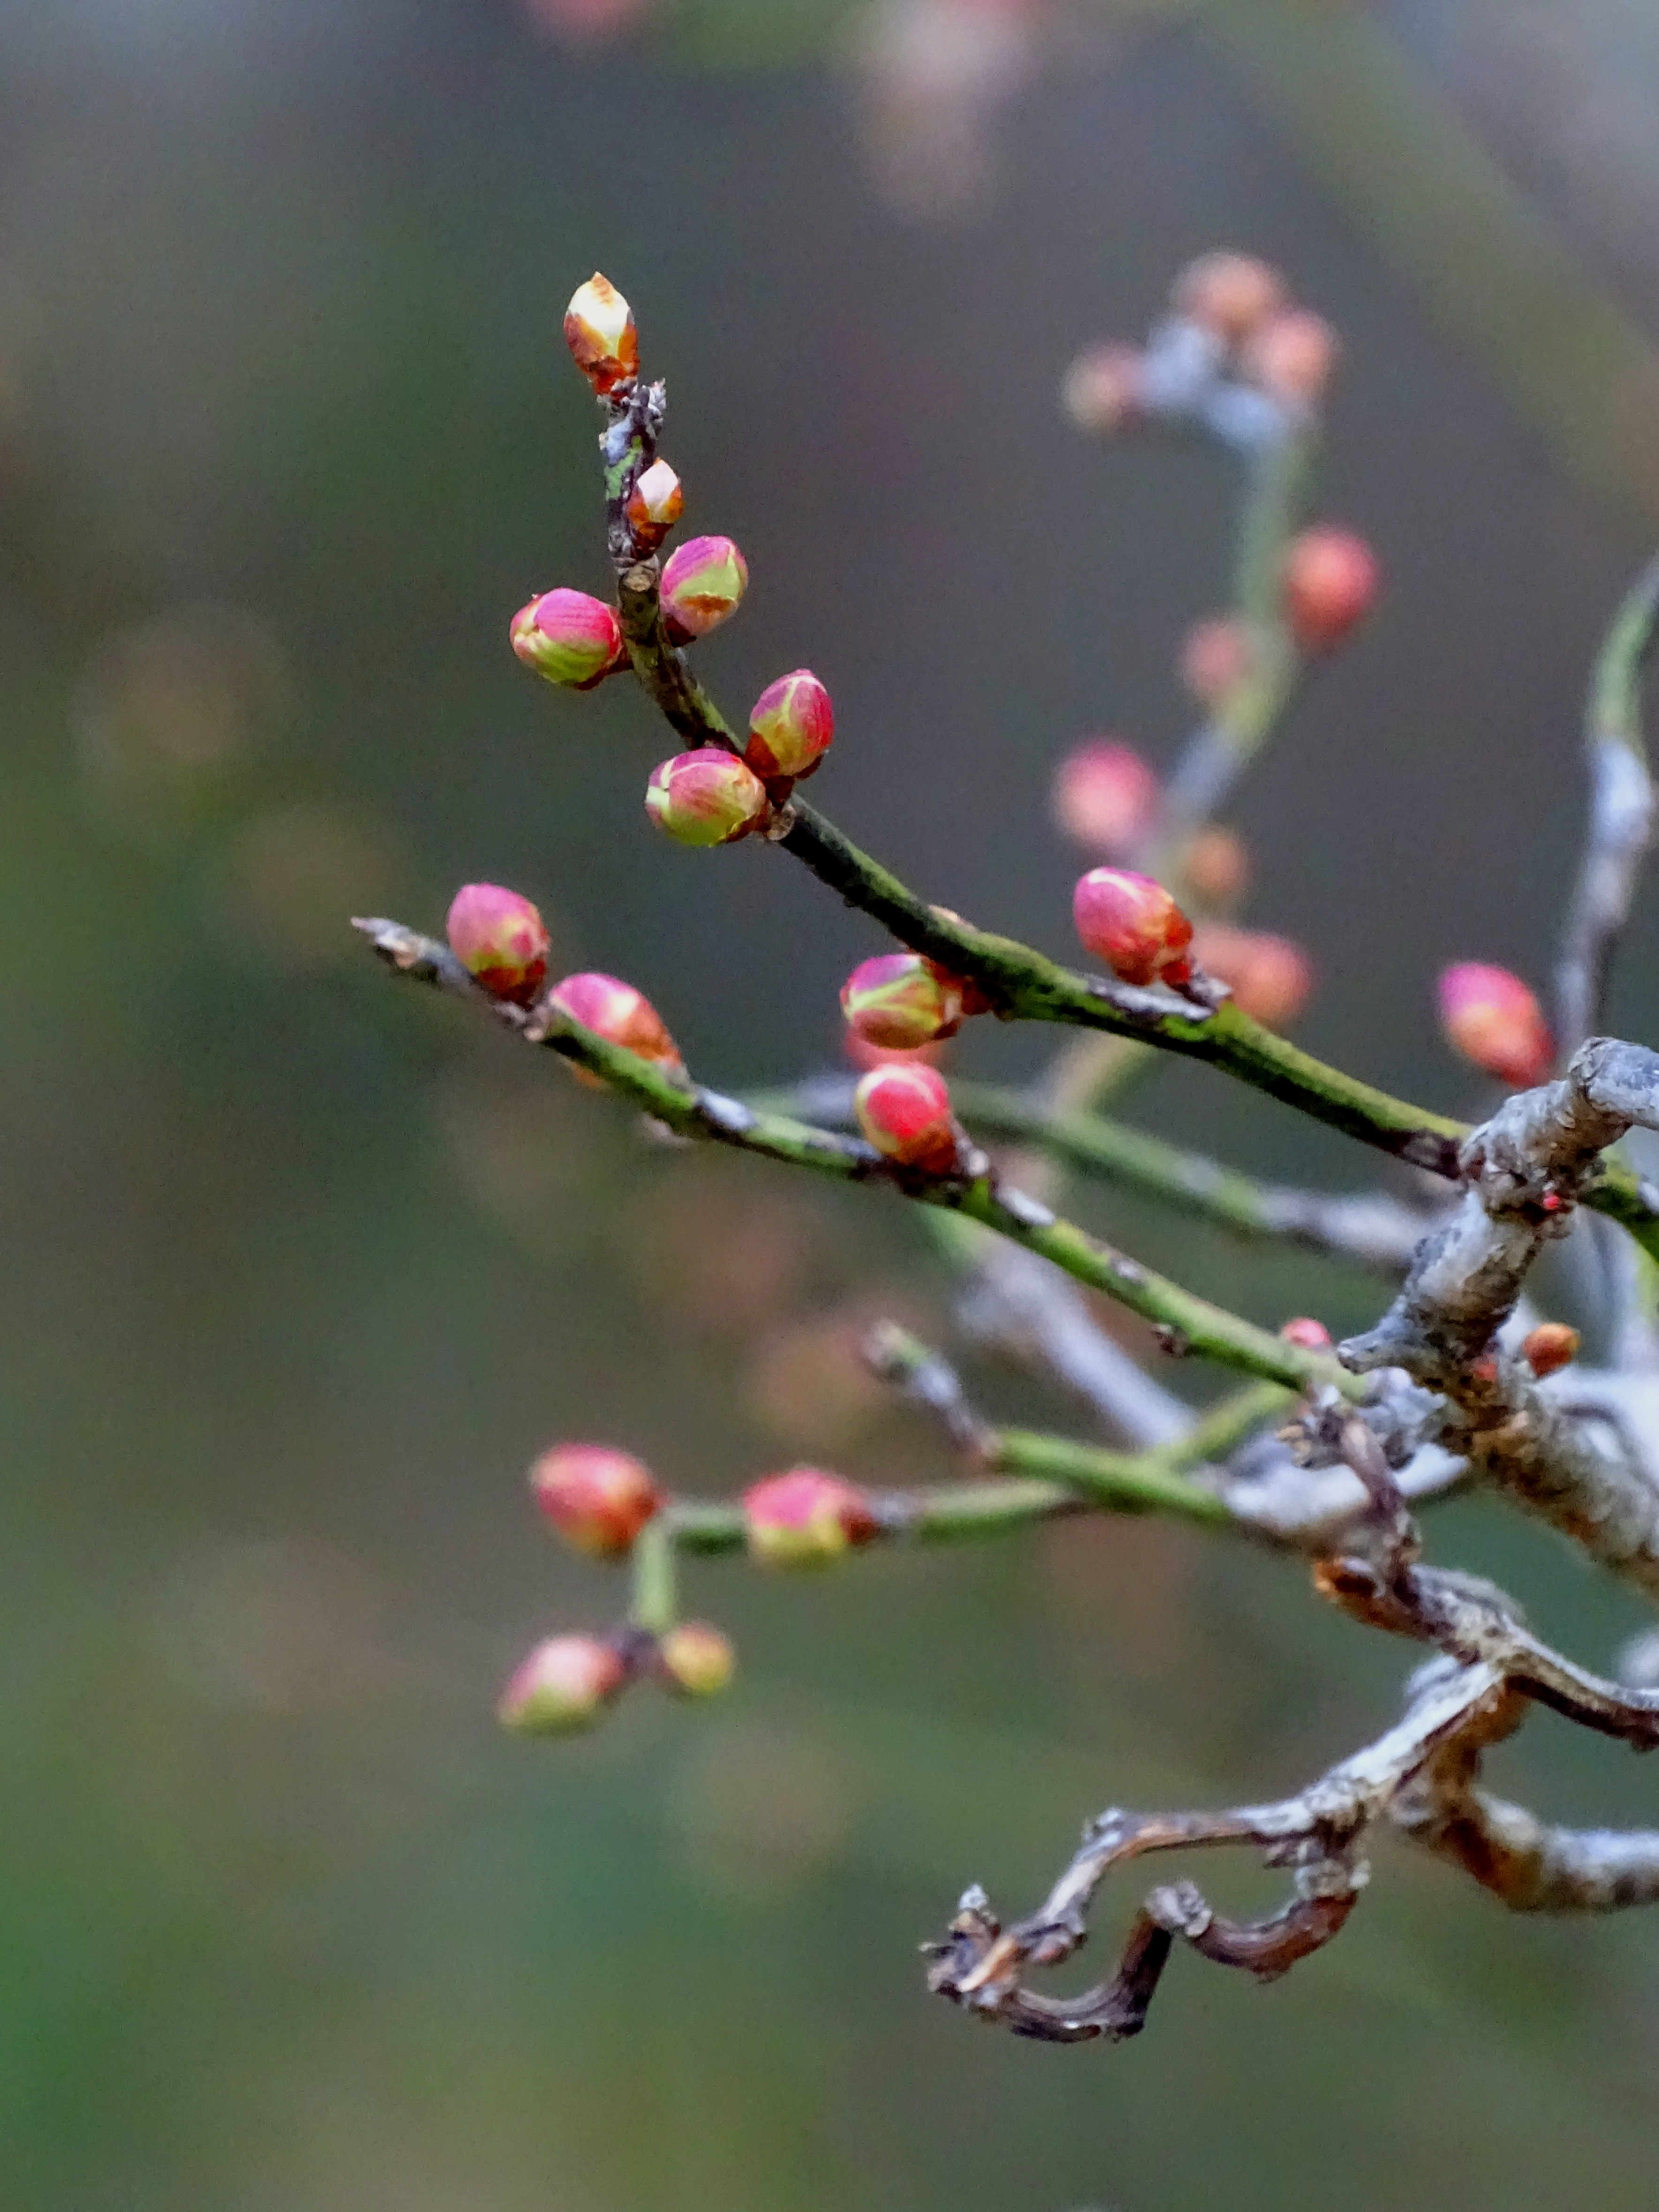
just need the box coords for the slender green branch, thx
[1147,1379,1294,1473]
[355,917,1364,1401]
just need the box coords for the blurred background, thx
[5,2,1659,2205]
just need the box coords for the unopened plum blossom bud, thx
[745,669,835,781]
[853,1061,961,1174]
[1171,252,1285,341]
[1183,826,1251,906]
[563,271,639,397]
[1283,527,1379,653]
[624,459,684,552]
[1191,924,1313,1030]
[1179,615,1253,708]
[744,1467,878,1567]
[1241,308,1340,410]
[1051,740,1160,856]
[660,535,748,641]
[529,1443,664,1557]
[1522,1322,1580,1379]
[1072,868,1193,987]
[548,971,686,1086]
[1280,1316,1332,1351]
[498,1633,627,1733]
[645,748,769,846]
[1438,963,1553,1088]
[841,953,965,1051]
[1062,342,1145,434]
[657,1620,736,1697]
[445,883,551,1005]
[510,588,626,689]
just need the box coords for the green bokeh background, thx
[5,3,1659,2206]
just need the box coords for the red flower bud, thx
[547,971,686,1088]
[1241,308,1340,410]
[840,953,965,1051]
[1438,963,1553,1089]
[744,1467,878,1567]
[1072,868,1193,987]
[445,883,551,1005]
[645,748,769,846]
[510,588,626,689]
[1062,342,1145,434]
[656,1619,736,1697]
[498,1633,627,1733]
[1283,527,1379,653]
[1171,252,1286,341]
[625,459,684,553]
[1279,1316,1333,1351]
[563,271,639,397]
[1191,923,1313,1030]
[745,668,835,782]
[1182,826,1251,906]
[1179,615,1253,709]
[529,1443,664,1558]
[853,1061,960,1174]
[1522,1322,1580,1379]
[1050,740,1160,857]
[660,535,748,641]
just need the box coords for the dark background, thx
[5,2,1659,2206]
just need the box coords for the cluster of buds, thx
[1437,962,1554,1089]
[1073,867,1194,989]
[499,1617,737,1734]
[446,883,551,1005]
[546,970,686,1086]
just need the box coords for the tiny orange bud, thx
[529,1444,664,1558]
[510,588,626,689]
[657,1620,736,1697]
[744,1468,878,1567]
[1182,826,1251,907]
[1072,868,1193,988]
[645,748,769,847]
[547,971,686,1088]
[1171,252,1286,341]
[1050,739,1160,857]
[660,535,748,641]
[1240,308,1340,410]
[745,668,835,782]
[853,1061,960,1174]
[1522,1322,1580,1379]
[1283,527,1379,653]
[625,459,684,552]
[841,953,965,1051]
[1179,615,1254,709]
[1191,924,1313,1030]
[498,1633,627,1733]
[563,272,639,398]
[1438,963,1553,1090]
[1062,342,1145,434]
[1280,1316,1332,1351]
[445,883,551,1005]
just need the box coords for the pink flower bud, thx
[745,669,834,782]
[510,588,626,689]
[1191,924,1314,1030]
[645,748,769,847]
[1283,527,1379,653]
[498,1633,627,1733]
[1522,1322,1580,1379]
[1279,1316,1332,1351]
[1072,868,1193,987]
[1438,963,1553,1088]
[1171,252,1286,341]
[656,1620,736,1697]
[445,883,551,1005]
[1062,342,1144,434]
[625,459,684,552]
[840,953,965,1051]
[563,271,639,397]
[660,535,748,641]
[529,1443,664,1558]
[547,971,686,1088]
[1179,616,1254,709]
[1182,826,1251,906]
[1241,308,1340,410]
[744,1467,878,1567]
[853,1061,960,1174]
[1051,740,1160,856]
